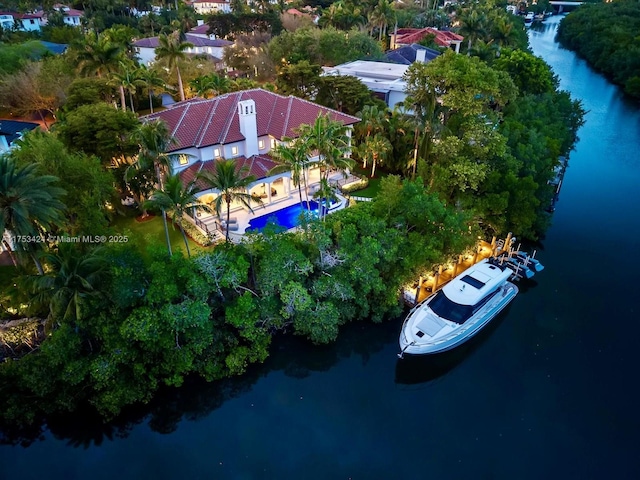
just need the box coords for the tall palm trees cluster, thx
[72,28,199,112]
[456,5,525,57]
[271,114,353,221]
[321,0,397,45]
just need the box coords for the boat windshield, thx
[429,290,474,325]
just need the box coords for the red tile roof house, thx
[9,11,45,32]
[141,89,359,237]
[2,5,83,32]
[391,28,463,54]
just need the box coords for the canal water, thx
[2,16,639,479]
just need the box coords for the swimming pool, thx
[247,201,323,233]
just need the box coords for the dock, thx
[403,233,522,306]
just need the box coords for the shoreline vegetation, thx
[556,0,640,99]
[0,0,584,430]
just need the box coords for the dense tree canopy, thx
[0,0,587,431]
[557,0,640,98]
[9,131,116,236]
[268,27,383,67]
[54,103,139,165]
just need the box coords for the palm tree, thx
[297,114,353,221]
[370,0,395,43]
[469,39,499,63]
[189,76,213,98]
[322,1,366,30]
[209,74,232,96]
[137,65,165,114]
[189,73,231,98]
[491,15,521,51]
[0,156,66,274]
[198,159,262,242]
[144,175,211,257]
[75,32,123,78]
[312,178,338,222]
[155,31,193,102]
[27,244,106,327]
[356,134,392,178]
[111,61,143,112]
[457,9,488,54]
[269,138,311,208]
[75,32,126,108]
[355,104,387,143]
[133,120,177,185]
[296,114,352,183]
[130,120,179,255]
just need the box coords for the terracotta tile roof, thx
[142,88,360,153]
[394,28,463,48]
[133,33,232,48]
[237,154,279,180]
[178,154,279,193]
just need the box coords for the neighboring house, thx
[391,28,463,53]
[0,120,39,154]
[12,12,45,32]
[323,61,409,109]
[284,8,320,24]
[384,44,441,66]
[133,33,233,66]
[189,20,216,40]
[191,0,231,15]
[141,89,359,231]
[0,5,83,32]
[49,4,84,27]
[0,12,15,30]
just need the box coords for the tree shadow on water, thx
[395,304,515,386]
[0,317,402,447]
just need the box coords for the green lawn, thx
[110,214,213,258]
[349,165,384,198]
[351,176,382,198]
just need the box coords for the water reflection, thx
[394,304,514,385]
[0,318,401,447]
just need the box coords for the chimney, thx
[415,48,426,63]
[237,99,259,157]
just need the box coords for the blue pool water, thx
[247,201,322,232]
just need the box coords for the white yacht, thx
[398,259,519,357]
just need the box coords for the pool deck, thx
[191,171,353,243]
[225,191,349,242]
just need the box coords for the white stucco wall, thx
[19,18,42,31]
[193,2,231,14]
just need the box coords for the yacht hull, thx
[399,282,519,356]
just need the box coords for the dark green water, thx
[2,16,640,479]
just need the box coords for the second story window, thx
[258,140,265,150]
[179,155,189,165]
[214,148,220,158]
[231,146,238,156]
[270,138,276,149]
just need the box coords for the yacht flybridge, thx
[397,242,543,358]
